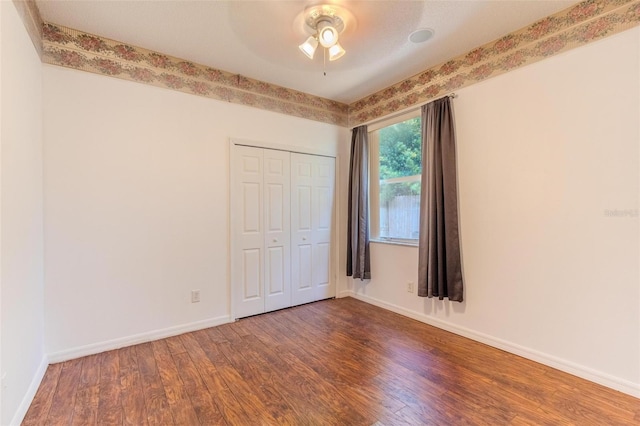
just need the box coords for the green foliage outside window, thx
[378,117,422,204]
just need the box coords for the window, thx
[370,112,422,243]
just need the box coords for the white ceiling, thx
[36,0,580,104]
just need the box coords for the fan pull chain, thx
[323,48,327,76]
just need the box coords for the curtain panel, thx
[347,125,371,280]
[418,97,464,301]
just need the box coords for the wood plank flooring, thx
[23,297,640,425]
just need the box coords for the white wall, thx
[348,27,640,396]
[43,64,349,358]
[1,1,46,424]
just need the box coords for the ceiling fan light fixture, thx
[328,43,345,61]
[298,4,350,65]
[299,36,319,59]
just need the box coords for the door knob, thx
[302,237,307,241]
[273,238,278,242]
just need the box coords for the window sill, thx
[370,239,418,248]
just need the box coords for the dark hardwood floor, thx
[23,297,640,425]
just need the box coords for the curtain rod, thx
[358,92,457,129]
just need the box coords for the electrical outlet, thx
[407,281,414,293]
[191,290,201,303]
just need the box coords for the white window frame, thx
[369,109,421,246]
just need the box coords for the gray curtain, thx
[418,97,464,301]
[347,125,371,280]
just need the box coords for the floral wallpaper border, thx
[349,0,640,126]
[41,24,350,126]
[32,0,640,127]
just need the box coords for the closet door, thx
[263,150,291,312]
[231,146,265,318]
[291,153,336,306]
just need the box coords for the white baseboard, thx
[10,354,49,426]
[47,315,232,363]
[337,290,352,298]
[345,290,640,398]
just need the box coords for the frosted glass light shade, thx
[298,36,318,59]
[328,43,345,61]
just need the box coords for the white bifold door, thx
[290,153,336,306]
[231,145,335,319]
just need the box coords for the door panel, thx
[291,153,336,306]
[242,248,262,299]
[296,186,312,230]
[243,183,261,232]
[263,149,291,313]
[317,186,332,230]
[297,161,312,177]
[232,146,265,318]
[298,244,313,289]
[266,184,284,232]
[291,154,314,305]
[315,243,330,284]
[312,155,336,301]
[266,246,284,295]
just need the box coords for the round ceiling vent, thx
[409,28,435,44]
